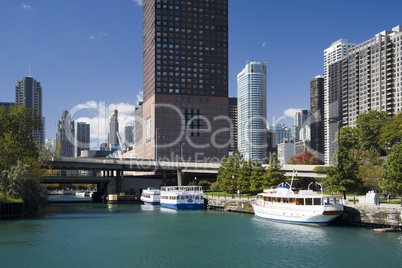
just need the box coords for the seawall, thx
[205,196,402,228]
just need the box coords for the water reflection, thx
[140,204,157,211]
[251,216,329,246]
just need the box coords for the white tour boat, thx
[160,186,204,209]
[140,187,161,205]
[252,180,344,226]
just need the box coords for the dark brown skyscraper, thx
[135,0,229,161]
[310,75,324,164]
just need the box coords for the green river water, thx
[0,196,401,268]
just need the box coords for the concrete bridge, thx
[44,157,326,195]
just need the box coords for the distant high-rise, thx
[108,110,119,151]
[237,61,267,162]
[293,110,310,142]
[15,76,44,148]
[0,102,15,113]
[269,124,291,149]
[76,122,90,157]
[56,111,75,157]
[324,38,356,165]
[135,0,229,161]
[228,97,238,152]
[310,75,324,164]
[123,125,134,148]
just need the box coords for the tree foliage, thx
[379,112,402,151]
[0,105,47,209]
[262,153,286,189]
[380,144,402,194]
[323,127,364,197]
[356,110,390,154]
[288,151,319,165]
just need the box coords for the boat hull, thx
[140,198,160,205]
[160,202,204,209]
[252,204,343,226]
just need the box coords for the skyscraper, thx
[324,39,356,165]
[228,97,238,152]
[136,0,229,161]
[15,76,45,148]
[123,125,134,148]
[108,110,119,151]
[341,26,402,126]
[293,110,310,142]
[237,61,267,162]
[76,122,90,157]
[56,111,75,157]
[310,75,324,164]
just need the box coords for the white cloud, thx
[21,3,33,10]
[89,32,108,40]
[132,0,143,6]
[283,108,301,118]
[262,42,267,47]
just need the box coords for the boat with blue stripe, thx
[251,173,344,226]
[160,186,204,209]
[140,187,161,205]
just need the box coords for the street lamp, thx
[232,175,235,199]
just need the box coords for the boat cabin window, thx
[296,198,304,205]
[305,198,313,205]
[323,197,339,205]
[314,198,321,205]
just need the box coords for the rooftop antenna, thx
[28,63,32,77]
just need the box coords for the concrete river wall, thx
[205,196,402,228]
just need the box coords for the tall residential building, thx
[135,0,229,161]
[108,110,119,151]
[341,26,402,126]
[56,111,75,157]
[76,122,90,157]
[310,75,325,164]
[324,39,356,165]
[15,76,45,148]
[237,61,267,162]
[228,97,238,152]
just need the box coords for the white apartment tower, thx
[342,26,402,126]
[237,61,267,162]
[324,39,356,165]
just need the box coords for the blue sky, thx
[1,0,402,148]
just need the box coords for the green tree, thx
[380,144,402,194]
[323,145,363,198]
[216,151,242,192]
[263,153,286,188]
[0,105,47,210]
[356,110,390,154]
[250,161,265,193]
[379,112,402,151]
[237,159,252,193]
[198,180,212,190]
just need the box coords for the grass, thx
[0,195,24,203]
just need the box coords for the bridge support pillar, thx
[177,170,182,186]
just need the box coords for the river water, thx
[1,196,401,268]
